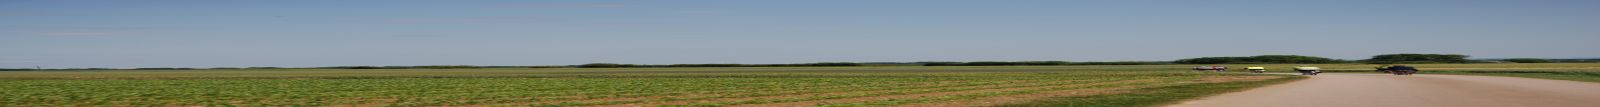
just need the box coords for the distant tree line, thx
[1547,59,1600,63]
[1167,54,1566,64]
[923,61,1067,66]
[575,62,865,68]
[1,68,120,71]
[132,68,197,70]
[920,61,1170,66]
[1486,58,1600,63]
[315,65,570,69]
[1174,55,1343,64]
[0,68,37,71]
[318,65,485,69]
[10,53,1594,71]
[1497,58,1552,63]
[1359,54,1471,64]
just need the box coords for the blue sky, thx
[3,0,1598,68]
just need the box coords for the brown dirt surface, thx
[1169,73,1600,107]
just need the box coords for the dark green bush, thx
[1363,54,1470,64]
[526,66,565,68]
[245,67,281,69]
[413,65,481,69]
[1174,55,1341,64]
[133,68,196,70]
[577,63,633,68]
[1501,58,1553,63]
[1069,61,1171,65]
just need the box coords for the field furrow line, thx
[710,79,1159,107]
[434,79,1017,106]
[584,79,1124,107]
[532,80,1042,106]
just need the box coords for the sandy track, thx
[1169,73,1600,107]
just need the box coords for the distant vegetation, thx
[576,62,865,68]
[7,54,1594,70]
[1173,55,1342,64]
[1361,54,1471,64]
[1498,58,1553,63]
[318,65,485,69]
[133,68,197,70]
[1549,59,1600,63]
[921,61,1169,66]
[575,63,634,68]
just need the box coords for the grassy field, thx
[1,63,1596,107]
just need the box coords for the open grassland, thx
[1,63,1596,107]
[1,66,1300,107]
[1423,71,1600,83]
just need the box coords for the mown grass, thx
[993,76,1303,107]
[0,66,1276,106]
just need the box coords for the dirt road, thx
[1168,73,1600,107]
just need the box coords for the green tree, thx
[1364,54,1471,64]
[1501,58,1552,63]
[1173,55,1340,64]
[577,63,632,68]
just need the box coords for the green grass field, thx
[1,63,1596,107]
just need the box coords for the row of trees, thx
[1361,54,1472,64]
[1483,58,1600,63]
[1547,59,1600,63]
[1499,58,1553,63]
[1173,55,1344,64]
[318,65,487,69]
[576,62,866,68]
[1171,54,1569,64]
[920,61,1169,66]
[315,65,575,69]
[8,54,1586,70]
[0,68,38,71]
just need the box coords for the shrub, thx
[667,64,745,67]
[246,67,281,69]
[920,62,966,66]
[803,62,864,66]
[133,68,196,70]
[1174,55,1341,64]
[414,65,481,69]
[918,61,1162,66]
[1501,58,1553,63]
[1069,61,1171,65]
[1363,54,1470,64]
[526,66,565,68]
[578,63,633,68]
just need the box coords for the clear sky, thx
[3,0,1598,68]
